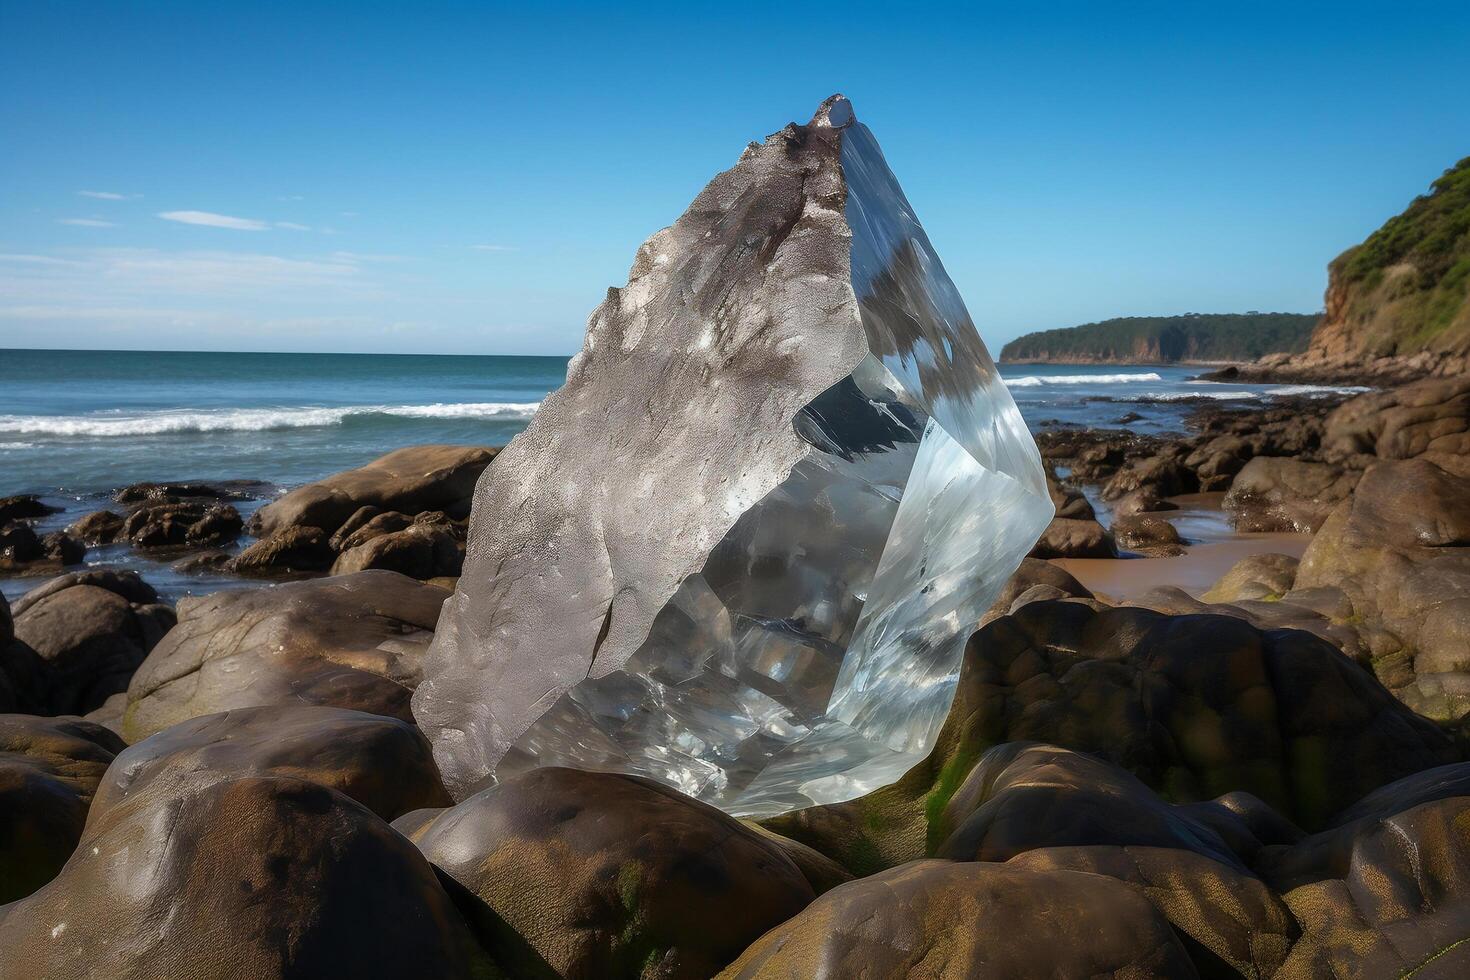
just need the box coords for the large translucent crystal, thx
[413,96,1054,814]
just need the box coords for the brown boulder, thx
[1222,456,1360,532]
[0,495,59,523]
[63,510,124,545]
[1102,451,1197,501]
[11,572,174,715]
[1027,516,1115,558]
[89,704,451,825]
[762,601,1456,874]
[934,744,1243,868]
[331,508,413,550]
[1009,845,1298,978]
[228,524,335,575]
[1112,512,1184,555]
[1113,486,1179,516]
[247,445,496,538]
[1296,458,1470,721]
[1268,795,1470,978]
[120,570,447,741]
[331,517,465,580]
[399,767,813,980]
[1321,374,1470,473]
[0,776,494,979]
[120,499,243,549]
[981,557,1092,625]
[716,859,1197,979]
[1202,552,1299,602]
[0,714,123,903]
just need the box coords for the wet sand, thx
[1056,492,1310,602]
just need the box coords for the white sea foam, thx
[1134,390,1262,402]
[0,402,541,438]
[1004,372,1164,387]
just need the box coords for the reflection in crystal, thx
[434,98,1054,815]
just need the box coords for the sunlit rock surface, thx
[413,95,1053,815]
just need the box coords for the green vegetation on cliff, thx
[999,313,1318,364]
[1328,156,1470,352]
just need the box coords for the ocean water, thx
[0,349,1363,600]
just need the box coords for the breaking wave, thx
[0,402,542,438]
[1004,372,1164,388]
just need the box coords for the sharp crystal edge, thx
[412,95,1055,815]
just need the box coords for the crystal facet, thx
[412,96,1054,815]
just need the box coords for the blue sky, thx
[2,1,1467,356]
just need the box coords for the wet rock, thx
[762,601,1456,873]
[121,571,447,741]
[89,704,451,824]
[1045,470,1095,520]
[0,776,493,979]
[228,525,335,576]
[11,572,175,715]
[1112,486,1178,516]
[1222,456,1360,532]
[0,523,43,565]
[331,509,413,551]
[400,767,814,980]
[0,714,124,903]
[331,517,465,580]
[64,509,125,545]
[246,445,496,539]
[1183,433,1254,491]
[113,480,258,504]
[716,859,1196,979]
[1028,516,1115,558]
[1102,451,1198,501]
[121,500,243,549]
[1296,458,1470,722]
[1203,552,1299,602]
[0,495,59,524]
[1111,513,1184,555]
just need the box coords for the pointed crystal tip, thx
[818,95,854,130]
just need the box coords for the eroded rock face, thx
[0,776,493,980]
[121,571,446,741]
[1320,373,1470,473]
[1296,458,1470,721]
[246,445,496,539]
[414,96,1051,812]
[762,601,1456,873]
[0,714,124,903]
[715,859,1196,979]
[10,572,175,715]
[398,767,814,979]
[90,704,451,824]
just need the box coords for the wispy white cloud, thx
[471,244,517,252]
[77,190,138,200]
[339,211,359,218]
[277,195,305,202]
[158,210,270,231]
[0,247,376,299]
[59,218,117,228]
[275,221,312,231]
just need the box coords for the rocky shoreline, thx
[3,373,1470,976]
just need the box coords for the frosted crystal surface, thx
[412,96,1053,814]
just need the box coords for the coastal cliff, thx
[999,313,1316,365]
[1228,155,1470,384]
